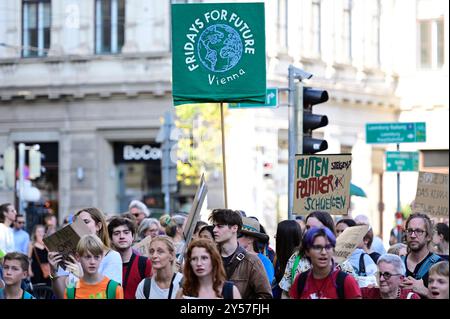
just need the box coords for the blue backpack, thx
[402,253,442,279]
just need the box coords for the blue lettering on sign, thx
[304,196,347,211]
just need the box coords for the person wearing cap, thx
[128,200,150,226]
[238,217,275,286]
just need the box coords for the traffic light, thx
[302,87,329,154]
[2,147,16,188]
[29,147,42,179]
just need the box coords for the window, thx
[278,0,288,50]
[22,0,51,57]
[95,0,125,54]
[418,18,445,69]
[342,0,352,62]
[311,0,322,56]
[370,0,381,66]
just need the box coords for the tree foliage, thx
[175,103,225,186]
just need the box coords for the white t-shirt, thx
[135,272,183,299]
[0,223,15,253]
[56,249,123,285]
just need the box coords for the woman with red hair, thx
[176,238,241,299]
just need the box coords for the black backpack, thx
[221,281,234,299]
[358,253,367,276]
[296,269,348,299]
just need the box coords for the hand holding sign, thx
[43,217,91,270]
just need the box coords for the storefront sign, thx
[114,143,162,163]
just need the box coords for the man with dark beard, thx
[401,213,443,297]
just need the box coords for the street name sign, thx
[228,88,278,108]
[386,151,419,172]
[366,122,426,144]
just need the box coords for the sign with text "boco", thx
[293,154,352,215]
[366,122,426,144]
[172,2,266,106]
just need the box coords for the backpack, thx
[296,269,348,299]
[137,255,147,280]
[66,279,119,299]
[143,273,179,299]
[402,253,442,280]
[358,253,367,276]
[222,281,234,299]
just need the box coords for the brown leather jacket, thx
[224,246,273,299]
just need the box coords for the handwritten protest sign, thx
[334,224,369,264]
[293,154,352,215]
[413,172,449,218]
[43,217,91,267]
[132,236,152,258]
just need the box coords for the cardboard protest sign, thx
[334,224,370,264]
[178,174,208,263]
[132,236,152,258]
[413,172,449,218]
[43,217,91,266]
[172,2,266,106]
[293,154,352,215]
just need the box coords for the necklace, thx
[396,288,401,299]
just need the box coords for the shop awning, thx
[350,183,367,197]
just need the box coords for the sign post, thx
[366,122,426,243]
[386,151,419,172]
[366,122,426,144]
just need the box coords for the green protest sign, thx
[172,2,266,106]
[293,154,352,215]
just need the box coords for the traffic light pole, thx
[287,66,312,220]
[18,143,25,216]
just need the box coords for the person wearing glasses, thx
[361,254,420,299]
[401,213,444,297]
[289,227,361,299]
[128,200,150,226]
[13,214,30,255]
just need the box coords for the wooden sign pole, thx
[220,102,228,208]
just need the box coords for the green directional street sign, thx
[228,88,278,109]
[366,122,426,144]
[386,151,419,172]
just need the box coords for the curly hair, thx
[182,238,226,298]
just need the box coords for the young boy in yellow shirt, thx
[64,234,123,299]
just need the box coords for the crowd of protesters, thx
[0,200,448,300]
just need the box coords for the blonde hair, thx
[149,235,176,264]
[429,261,449,278]
[76,234,106,257]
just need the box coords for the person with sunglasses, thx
[13,214,30,255]
[361,254,420,299]
[401,213,443,297]
[289,227,361,299]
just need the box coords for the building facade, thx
[0,0,448,243]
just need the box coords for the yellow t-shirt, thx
[64,276,124,299]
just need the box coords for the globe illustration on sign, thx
[197,24,243,73]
